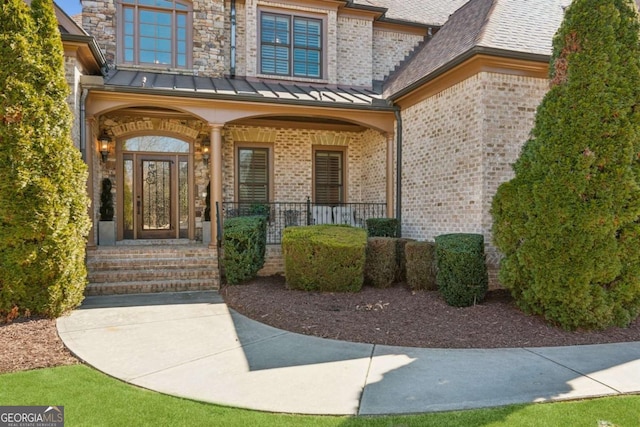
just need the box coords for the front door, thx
[121,136,191,240]
[139,157,175,239]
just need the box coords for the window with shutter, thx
[314,150,343,204]
[238,148,269,204]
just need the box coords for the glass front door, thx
[121,136,191,240]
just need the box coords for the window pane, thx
[124,7,134,20]
[157,12,171,25]
[177,54,186,67]
[140,10,155,24]
[140,50,156,63]
[123,136,189,153]
[140,37,156,50]
[176,2,188,10]
[156,52,171,64]
[155,0,173,8]
[157,39,171,52]
[125,22,134,35]
[125,49,134,62]
[140,23,156,37]
[177,14,186,27]
[157,26,171,39]
[124,35,134,49]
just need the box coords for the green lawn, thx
[1,365,639,426]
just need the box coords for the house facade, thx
[56,0,578,291]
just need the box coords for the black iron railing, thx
[219,198,387,244]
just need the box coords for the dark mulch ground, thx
[221,275,640,349]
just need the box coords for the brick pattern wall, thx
[400,72,548,287]
[373,29,424,82]
[223,125,386,204]
[337,16,372,87]
[480,73,548,278]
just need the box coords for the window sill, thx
[255,74,329,85]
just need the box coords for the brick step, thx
[85,278,219,296]
[87,257,218,271]
[88,267,218,283]
[87,247,217,260]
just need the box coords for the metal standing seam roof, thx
[103,69,390,109]
[383,0,570,99]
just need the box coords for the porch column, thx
[209,124,224,247]
[386,132,394,218]
[86,117,96,247]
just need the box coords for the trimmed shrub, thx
[395,238,415,283]
[364,237,397,288]
[0,0,91,320]
[283,225,366,292]
[99,178,114,221]
[222,216,267,285]
[366,218,398,237]
[491,0,640,329]
[435,234,488,307]
[405,241,437,291]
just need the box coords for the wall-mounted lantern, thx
[202,137,210,166]
[99,130,111,163]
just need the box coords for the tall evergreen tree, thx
[0,0,90,319]
[492,0,640,330]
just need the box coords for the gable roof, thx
[352,0,469,26]
[384,0,571,100]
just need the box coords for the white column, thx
[209,124,224,247]
[386,132,394,218]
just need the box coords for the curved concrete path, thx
[57,291,640,415]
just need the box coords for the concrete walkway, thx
[56,291,640,415]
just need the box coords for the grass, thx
[1,365,639,426]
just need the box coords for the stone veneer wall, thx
[400,72,548,287]
[81,0,228,77]
[337,16,372,87]
[372,29,424,82]
[222,125,386,204]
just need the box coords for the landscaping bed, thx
[221,275,640,349]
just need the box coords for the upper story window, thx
[120,0,191,68]
[260,12,322,79]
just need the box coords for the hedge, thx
[435,234,488,307]
[366,218,398,237]
[222,216,267,285]
[282,225,366,292]
[364,237,397,288]
[405,241,437,291]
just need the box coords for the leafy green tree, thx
[0,0,91,320]
[492,0,640,330]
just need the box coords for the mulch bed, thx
[0,317,79,374]
[221,275,640,349]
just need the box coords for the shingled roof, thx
[383,0,571,100]
[352,0,469,26]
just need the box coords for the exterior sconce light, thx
[99,130,111,163]
[202,137,210,166]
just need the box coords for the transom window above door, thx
[260,12,323,79]
[120,0,191,68]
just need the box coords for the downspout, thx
[230,0,236,77]
[80,88,89,161]
[394,107,402,237]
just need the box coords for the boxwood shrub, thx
[395,238,415,283]
[282,225,366,292]
[365,237,397,288]
[405,241,437,291]
[366,218,398,237]
[435,234,488,307]
[222,216,267,285]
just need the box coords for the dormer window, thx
[260,12,322,79]
[120,0,192,68]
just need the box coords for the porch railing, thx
[219,198,387,244]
